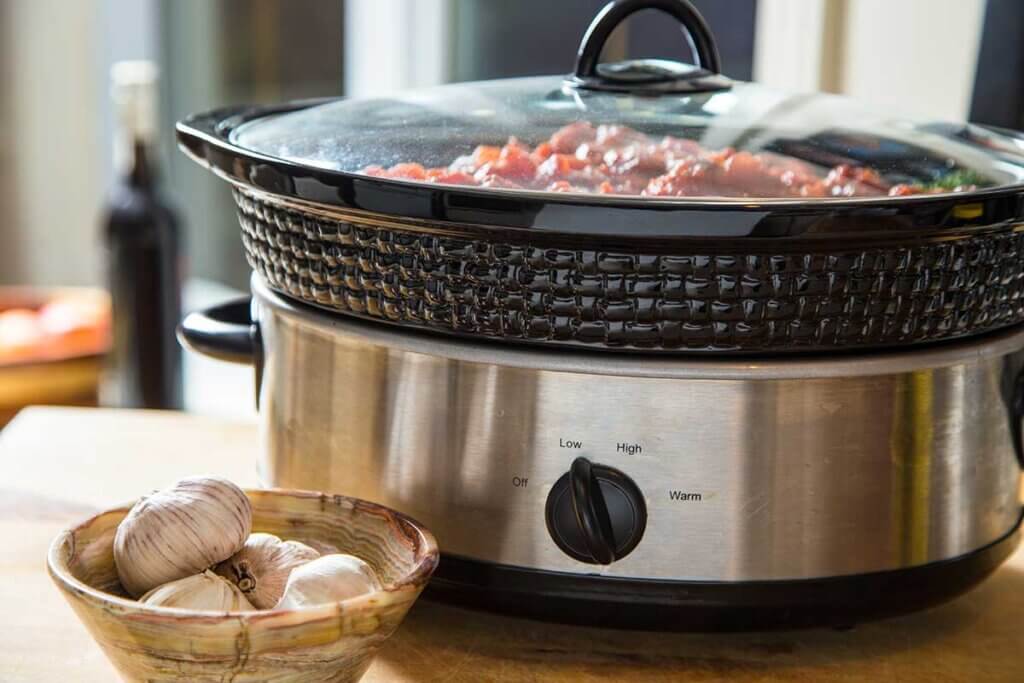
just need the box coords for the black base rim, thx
[424,519,1021,631]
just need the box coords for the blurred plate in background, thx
[0,288,110,427]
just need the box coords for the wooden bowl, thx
[47,489,439,682]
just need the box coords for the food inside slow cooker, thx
[363,121,982,198]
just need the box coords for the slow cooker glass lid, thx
[230,75,1024,202]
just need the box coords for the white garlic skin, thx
[214,532,320,609]
[274,554,382,609]
[141,570,255,611]
[303,539,341,556]
[114,476,253,598]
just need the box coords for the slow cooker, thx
[177,0,1024,629]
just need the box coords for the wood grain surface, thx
[1,407,1022,682]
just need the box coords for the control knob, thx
[544,457,647,564]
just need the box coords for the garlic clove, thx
[114,476,253,598]
[274,554,382,609]
[303,539,341,556]
[141,570,255,612]
[214,532,320,609]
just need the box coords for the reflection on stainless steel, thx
[253,278,1023,582]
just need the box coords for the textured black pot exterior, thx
[236,188,1024,352]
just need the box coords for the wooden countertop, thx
[2,407,1021,682]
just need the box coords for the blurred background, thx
[0,0,1015,417]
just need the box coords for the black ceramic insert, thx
[176,0,1024,352]
[178,99,1024,239]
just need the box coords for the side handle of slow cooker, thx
[1011,369,1024,470]
[177,297,259,365]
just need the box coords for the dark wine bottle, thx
[101,61,183,409]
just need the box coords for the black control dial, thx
[545,457,647,564]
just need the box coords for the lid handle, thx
[568,0,730,95]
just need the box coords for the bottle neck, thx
[115,133,159,189]
[111,63,160,190]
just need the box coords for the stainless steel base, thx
[253,277,1024,582]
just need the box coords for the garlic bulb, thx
[141,570,254,611]
[214,532,320,609]
[114,476,253,597]
[274,554,382,609]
